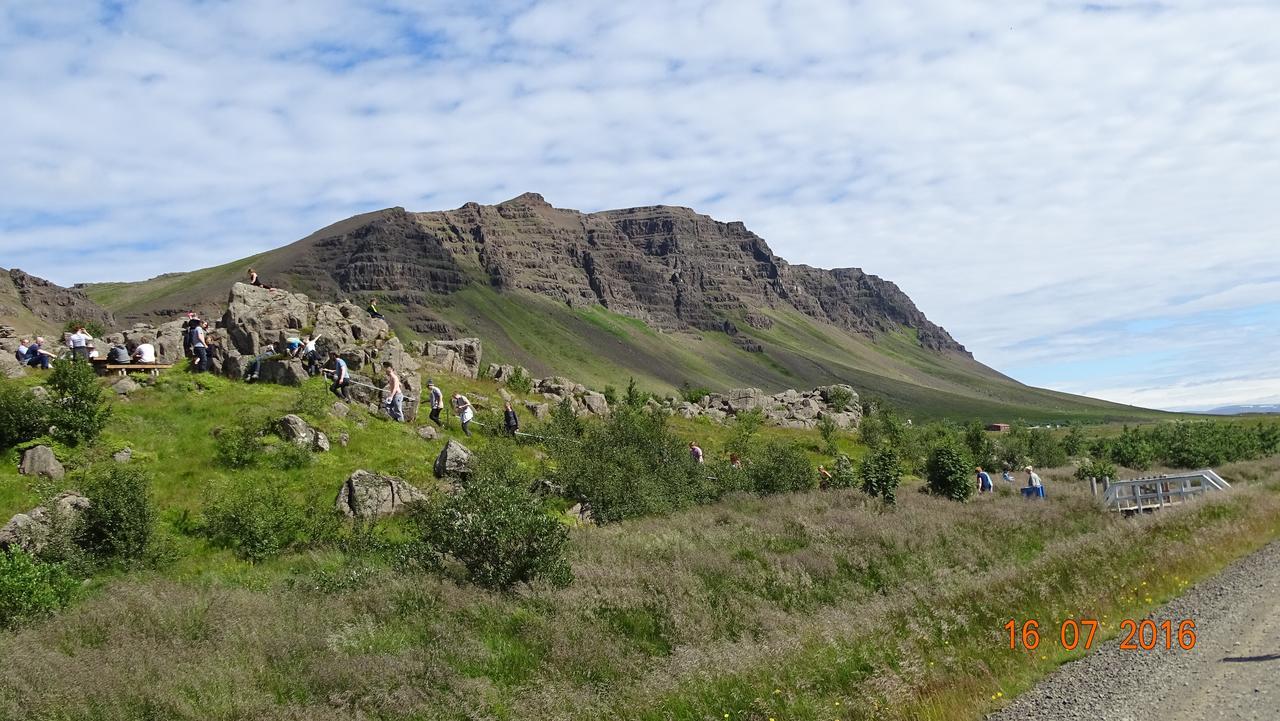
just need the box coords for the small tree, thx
[47,358,111,446]
[826,386,854,412]
[1074,457,1117,482]
[926,442,973,502]
[859,446,901,504]
[623,377,646,409]
[829,453,858,489]
[505,366,534,395]
[62,319,107,339]
[0,550,78,630]
[678,381,711,404]
[726,408,765,458]
[1062,424,1087,457]
[817,414,840,455]
[748,440,815,495]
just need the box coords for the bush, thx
[747,440,815,496]
[826,386,854,412]
[679,381,711,404]
[417,480,572,590]
[859,446,901,504]
[267,439,314,470]
[202,477,308,562]
[1074,457,1118,482]
[0,381,49,450]
[1109,426,1155,470]
[214,417,268,468]
[0,550,78,630]
[553,405,702,523]
[725,408,764,458]
[926,442,972,502]
[47,358,111,446]
[505,366,534,395]
[291,379,333,421]
[77,465,155,563]
[602,385,618,407]
[62,319,107,338]
[1024,427,1067,469]
[1062,424,1087,457]
[963,421,997,470]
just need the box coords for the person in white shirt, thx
[689,441,704,464]
[132,342,156,364]
[452,392,474,437]
[68,326,92,361]
[15,338,29,362]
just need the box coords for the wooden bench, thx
[103,363,173,377]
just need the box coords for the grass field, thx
[1,366,1277,721]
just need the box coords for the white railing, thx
[1092,470,1230,512]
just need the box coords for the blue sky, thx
[1,0,1278,410]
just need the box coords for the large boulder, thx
[726,387,771,413]
[423,338,482,379]
[19,445,64,481]
[0,492,90,554]
[258,358,308,386]
[112,377,141,395]
[334,470,427,518]
[275,414,330,452]
[582,391,609,416]
[433,439,474,479]
[0,349,24,379]
[221,283,311,355]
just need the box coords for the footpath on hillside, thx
[990,539,1280,721]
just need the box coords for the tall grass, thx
[2,457,1276,720]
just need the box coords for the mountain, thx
[80,193,1161,421]
[0,267,115,336]
[1203,404,1280,416]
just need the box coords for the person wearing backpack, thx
[108,343,131,364]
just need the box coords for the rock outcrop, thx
[5,268,114,330]
[668,384,861,429]
[19,445,65,481]
[433,439,474,479]
[275,414,330,452]
[0,492,90,554]
[334,470,427,518]
[423,338,482,379]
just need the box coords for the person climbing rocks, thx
[243,344,277,382]
[67,326,92,361]
[976,466,993,494]
[503,401,519,436]
[181,312,199,357]
[383,362,404,422]
[366,298,384,320]
[427,379,444,426]
[327,351,351,400]
[189,320,208,372]
[689,441,704,464]
[452,391,474,437]
[300,334,322,375]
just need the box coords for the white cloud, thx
[1,0,1277,410]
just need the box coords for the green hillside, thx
[85,269,1167,424]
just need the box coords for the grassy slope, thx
[1,369,1277,720]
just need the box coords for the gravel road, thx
[990,540,1280,721]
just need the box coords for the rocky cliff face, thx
[4,268,115,330]
[275,194,968,355]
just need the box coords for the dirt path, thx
[990,540,1280,721]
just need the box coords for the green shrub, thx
[62,319,107,338]
[202,477,308,562]
[545,396,584,443]
[0,381,49,450]
[829,454,858,490]
[0,550,78,630]
[725,408,765,458]
[926,442,972,502]
[701,460,753,501]
[826,386,854,412]
[747,440,815,496]
[602,385,618,407]
[417,480,572,590]
[1109,426,1155,470]
[1062,424,1087,456]
[1024,427,1067,469]
[214,416,269,468]
[505,366,534,395]
[47,358,111,446]
[963,421,997,470]
[816,415,840,455]
[679,381,711,404]
[291,379,333,421]
[859,446,901,504]
[1074,457,1118,482]
[622,377,646,409]
[267,439,314,470]
[553,405,702,523]
[77,465,155,563]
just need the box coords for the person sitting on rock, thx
[366,298,384,319]
[24,337,55,369]
[326,351,351,400]
[452,391,474,437]
[243,344,277,382]
[427,379,444,426]
[247,268,268,288]
[132,340,157,364]
[689,441,704,464]
[181,312,198,357]
[503,401,519,436]
[107,342,131,364]
[382,362,404,422]
[15,338,29,363]
[284,335,303,358]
